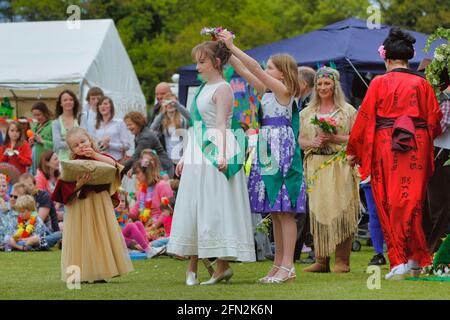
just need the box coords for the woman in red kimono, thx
[347,28,442,280]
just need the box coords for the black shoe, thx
[368,253,387,266]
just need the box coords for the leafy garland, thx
[306,144,348,193]
[423,27,450,99]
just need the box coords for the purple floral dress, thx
[248,93,306,214]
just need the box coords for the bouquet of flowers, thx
[310,115,338,134]
[200,27,235,41]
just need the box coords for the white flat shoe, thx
[147,246,166,259]
[385,263,408,280]
[200,268,233,285]
[186,272,199,286]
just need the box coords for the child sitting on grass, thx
[115,189,165,258]
[129,152,173,238]
[8,195,47,251]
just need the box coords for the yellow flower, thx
[319,164,326,169]
[307,188,312,193]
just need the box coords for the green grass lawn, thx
[0,246,448,300]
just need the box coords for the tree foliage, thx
[4,0,447,102]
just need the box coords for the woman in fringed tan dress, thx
[299,67,359,273]
[52,127,133,283]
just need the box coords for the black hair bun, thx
[388,27,416,45]
[383,27,416,61]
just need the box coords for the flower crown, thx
[200,27,235,41]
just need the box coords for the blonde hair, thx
[270,54,301,97]
[161,92,182,130]
[308,67,348,111]
[15,195,36,212]
[12,182,26,193]
[66,127,99,159]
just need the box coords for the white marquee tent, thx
[0,19,146,118]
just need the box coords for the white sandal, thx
[265,266,296,284]
[258,265,281,283]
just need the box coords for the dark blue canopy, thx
[178,18,443,106]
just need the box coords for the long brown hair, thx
[161,92,182,130]
[96,96,115,130]
[55,89,81,119]
[38,150,60,180]
[191,41,231,74]
[270,54,301,97]
[133,150,161,187]
[3,121,25,148]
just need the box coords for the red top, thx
[0,141,32,174]
[347,69,443,178]
[51,154,119,206]
[35,169,52,194]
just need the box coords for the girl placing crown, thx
[219,30,306,284]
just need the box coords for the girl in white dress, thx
[167,40,256,285]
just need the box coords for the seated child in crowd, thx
[0,180,18,250]
[129,152,173,235]
[115,189,165,259]
[7,195,52,251]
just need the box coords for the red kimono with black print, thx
[347,69,442,268]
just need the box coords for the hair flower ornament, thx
[200,27,235,40]
[378,45,387,59]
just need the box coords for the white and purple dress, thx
[248,92,306,214]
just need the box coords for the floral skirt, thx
[248,126,306,214]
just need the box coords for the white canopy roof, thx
[0,19,146,117]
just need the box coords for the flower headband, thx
[316,67,337,82]
[200,27,235,41]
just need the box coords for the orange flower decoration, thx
[161,197,170,206]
